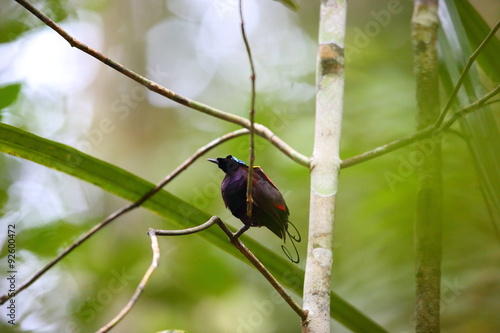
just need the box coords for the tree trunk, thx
[412,1,442,332]
[302,1,346,332]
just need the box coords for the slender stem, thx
[96,230,160,333]
[0,129,248,304]
[153,216,219,236]
[412,1,442,332]
[303,1,346,332]
[239,0,257,217]
[13,0,310,167]
[215,219,308,322]
[434,19,500,127]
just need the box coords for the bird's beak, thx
[207,158,218,165]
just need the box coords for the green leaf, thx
[0,83,22,111]
[0,122,388,333]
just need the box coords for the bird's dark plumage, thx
[207,155,290,239]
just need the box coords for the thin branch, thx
[341,83,500,168]
[96,229,160,333]
[0,129,248,305]
[215,218,308,322]
[239,0,257,217]
[153,216,219,236]
[14,0,310,168]
[341,127,434,168]
[434,18,500,128]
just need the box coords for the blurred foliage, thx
[0,0,71,43]
[0,0,499,333]
[0,83,21,119]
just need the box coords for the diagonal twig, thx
[0,129,248,305]
[153,216,220,236]
[215,218,308,322]
[13,0,310,167]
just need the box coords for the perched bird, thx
[208,155,300,262]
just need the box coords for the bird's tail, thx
[281,221,301,264]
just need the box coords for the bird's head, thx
[207,155,247,174]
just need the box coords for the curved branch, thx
[153,216,219,236]
[14,0,310,167]
[96,229,160,333]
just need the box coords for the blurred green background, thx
[0,0,499,332]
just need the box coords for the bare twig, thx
[341,83,500,168]
[239,0,257,218]
[0,129,248,305]
[96,229,160,333]
[434,19,500,127]
[14,0,310,167]
[215,218,308,322]
[153,216,220,236]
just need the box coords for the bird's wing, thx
[253,166,280,190]
[252,168,289,238]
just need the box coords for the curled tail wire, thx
[281,221,301,264]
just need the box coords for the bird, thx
[208,155,301,263]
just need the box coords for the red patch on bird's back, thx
[273,203,287,211]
